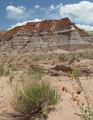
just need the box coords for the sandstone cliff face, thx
[0,17,93,52]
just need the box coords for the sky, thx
[0,0,93,31]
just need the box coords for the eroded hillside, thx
[0,17,93,53]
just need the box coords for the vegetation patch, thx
[58,54,66,62]
[11,80,60,119]
[72,68,82,77]
[0,65,4,76]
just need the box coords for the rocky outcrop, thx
[0,30,6,35]
[0,17,93,52]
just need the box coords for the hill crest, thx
[0,17,93,52]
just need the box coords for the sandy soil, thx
[0,51,93,120]
[0,75,93,120]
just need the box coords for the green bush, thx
[79,53,83,58]
[9,75,14,83]
[0,65,4,76]
[8,63,12,68]
[12,80,60,118]
[72,68,82,77]
[58,54,66,62]
[28,66,45,79]
[8,57,14,64]
[24,59,28,62]
[4,69,10,76]
[33,57,40,61]
[28,67,44,74]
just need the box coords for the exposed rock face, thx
[0,30,6,35]
[0,17,93,52]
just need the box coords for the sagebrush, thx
[11,80,60,118]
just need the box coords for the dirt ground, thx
[0,75,93,120]
[0,51,93,120]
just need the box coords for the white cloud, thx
[76,24,93,31]
[41,7,46,11]
[6,5,25,14]
[35,5,40,9]
[6,5,26,20]
[8,19,42,30]
[49,5,55,10]
[56,3,63,9]
[59,1,93,24]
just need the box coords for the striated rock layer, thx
[0,17,93,52]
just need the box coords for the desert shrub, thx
[24,59,28,62]
[29,55,32,58]
[8,63,12,68]
[8,57,14,64]
[71,53,76,58]
[17,56,23,61]
[79,53,83,58]
[19,73,24,81]
[9,75,14,83]
[11,68,16,71]
[28,67,45,74]
[12,80,60,118]
[33,57,40,61]
[72,68,82,77]
[58,54,66,62]
[68,57,76,65]
[4,69,10,76]
[28,66,45,79]
[0,65,4,76]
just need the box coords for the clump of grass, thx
[0,65,4,76]
[4,69,10,76]
[11,80,60,119]
[68,57,76,65]
[72,68,82,78]
[8,57,14,64]
[17,56,23,61]
[79,53,83,58]
[19,73,24,82]
[8,63,12,68]
[28,66,45,79]
[24,59,28,62]
[33,57,40,61]
[29,55,32,58]
[9,75,14,84]
[58,54,66,62]
[11,67,16,71]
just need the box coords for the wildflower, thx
[77,100,79,102]
[77,100,79,105]
[77,102,79,105]
[68,72,71,78]
[71,92,74,96]
[62,86,66,91]
[85,96,89,99]
[73,98,76,101]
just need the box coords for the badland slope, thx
[0,17,93,52]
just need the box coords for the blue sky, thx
[0,0,93,31]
